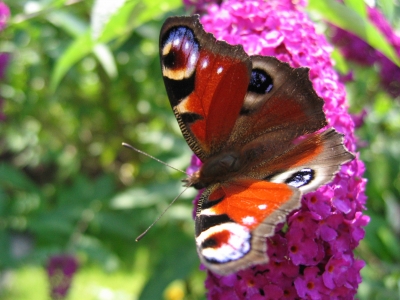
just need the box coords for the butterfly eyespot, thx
[201,236,219,248]
[161,26,199,80]
[197,224,251,263]
[248,68,273,94]
[285,168,315,188]
[163,50,176,68]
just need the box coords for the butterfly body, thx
[159,15,354,275]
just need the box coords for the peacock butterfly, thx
[159,15,354,275]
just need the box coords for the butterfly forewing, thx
[160,15,251,160]
[228,56,327,148]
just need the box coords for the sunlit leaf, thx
[379,0,395,22]
[91,0,128,40]
[343,0,367,18]
[51,0,181,90]
[95,0,181,43]
[93,43,118,78]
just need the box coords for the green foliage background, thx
[0,0,399,299]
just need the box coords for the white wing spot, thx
[173,38,180,46]
[258,204,267,210]
[217,66,223,74]
[190,53,198,66]
[242,216,255,225]
[184,41,189,49]
[202,60,208,69]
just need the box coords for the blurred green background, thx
[0,0,399,299]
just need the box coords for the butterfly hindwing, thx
[194,130,353,275]
[195,179,301,275]
[265,129,354,193]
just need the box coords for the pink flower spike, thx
[183,0,368,298]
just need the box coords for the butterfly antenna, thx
[135,185,192,241]
[122,142,188,175]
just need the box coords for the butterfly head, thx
[184,150,243,189]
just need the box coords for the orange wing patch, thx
[208,180,295,230]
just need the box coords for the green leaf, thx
[92,175,116,201]
[364,212,393,262]
[29,212,76,242]
[50,29,93,91]
[331,48,349,74]
[95,211,137,240]
[308,0,400,66]
[377,226,400,261]
[110,181,185,209]
[0,230,12,268]
[47,10,88,37]
[0,163,39,192]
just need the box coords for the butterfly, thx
[159,15,354,275]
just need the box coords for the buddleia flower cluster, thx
[185,0,369,298]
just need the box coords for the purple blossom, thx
[47,254,79,299]
[186,154,202,176]
[338,71,354,83]
[0,2,9,30]
[330,26,377,66]
[379,55,400,98]
[294,267,329,299]
[351,109,367,129]
[0,52,9,80]
[185,0,368,298]
[183,0,223,14]
[331,6,400,98]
